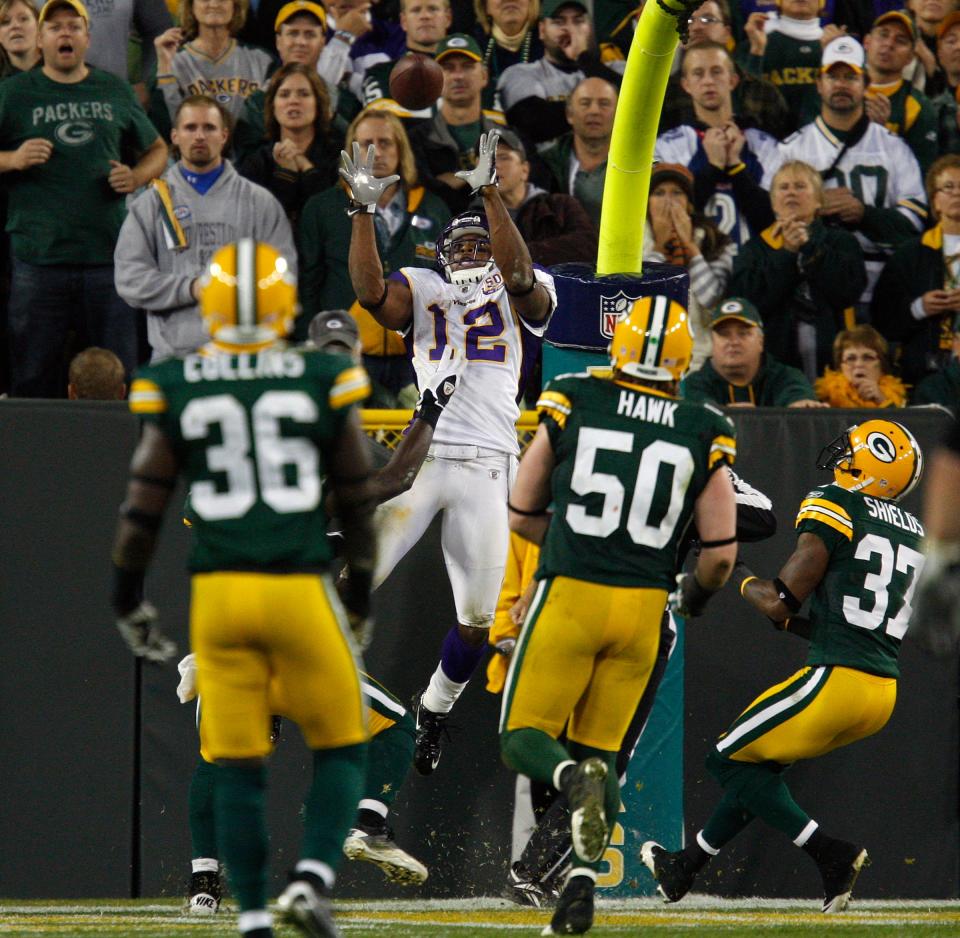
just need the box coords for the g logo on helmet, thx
[865,431,897,463]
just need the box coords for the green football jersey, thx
[129,346,370,573]
[536,370,737,589]
[795,483,926,678]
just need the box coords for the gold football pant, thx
[716,665,897,764]
[192,571,368,761]
[500,576,666,751]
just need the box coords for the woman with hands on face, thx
[730,159,868,381]
[645,162,735,371]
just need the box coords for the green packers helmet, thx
[610,295,693,382]
[817,419,923,501]
[200,239,297,349]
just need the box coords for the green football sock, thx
[302,743,367,867]
[363,718,414,808]
[189,757,219,861]
[701,789,755,850]
[214,764,268,912]
[707,751,809,842]
[500,727,571,785]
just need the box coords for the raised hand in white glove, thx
[455,130,499,194]
[339,141,400,215]
[116,601,178,663]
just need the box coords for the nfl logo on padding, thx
[599,291,641,339]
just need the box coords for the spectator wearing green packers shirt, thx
[0,0,166,398]
[681,298,826,407]
[864,10,939,174]
[737,0,837,131]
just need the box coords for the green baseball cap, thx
[709,297,763,329]
[435,33,484,63]
[540,0,588,17]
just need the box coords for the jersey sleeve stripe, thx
[798,497,852,521]
[129,379,167,414]
[329,367,371,410]
[795,508,854,539]
[708,435,737,468]
[536,391,572,428]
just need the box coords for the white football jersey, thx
[394,265,556,455]
[764,118,926,300]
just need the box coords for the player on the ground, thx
[111,239,375,938]
[502,296,739,935]
[642,419,925,915]
[340,128,557,775]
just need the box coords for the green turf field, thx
[3,898,960,937]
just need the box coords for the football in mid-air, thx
[389,53,444,110]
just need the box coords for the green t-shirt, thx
[536,370,736,589]
[129,346,370,573]
[449,120,483,170]
[0,66,159,264]
[795,483,925,678]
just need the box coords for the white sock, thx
[358,799,388,818]
[793,819,819,847]
[295,859,336,889]
[238,909,272,933]
[696,830,720,856]
[552,760,577,791]
[422,665,468,713]
[191,857,219,874]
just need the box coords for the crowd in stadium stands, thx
[1,0,960,414]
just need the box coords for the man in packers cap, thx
[408,33,510,213]
[0,0,167,398]
[864,9,938,173]
[768,35,926,311]
[681,297,823,407]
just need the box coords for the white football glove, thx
[339,141,400,215]
[416,350,462,428]
[176,653,198,703]
[455,130,499,194]
[116,601,178,663]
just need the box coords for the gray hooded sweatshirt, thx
[115,160,296,360]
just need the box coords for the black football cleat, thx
[411,689,449,776]
[818,840,868,913]
[186,868,222,915]
[640,841,696,903]
[541,874,594,935]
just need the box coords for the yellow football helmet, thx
[200,239,297,348]
[609,294,693,382]
[817,419,923,501]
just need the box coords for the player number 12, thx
[427,302,507,362]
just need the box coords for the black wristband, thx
[773,577,802,614]
[111,562,144,616]
[508,501,549,517]
[700,534,736,548]
[505,278,537,298]
[415,392,442,429]
[361,283,389,313]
